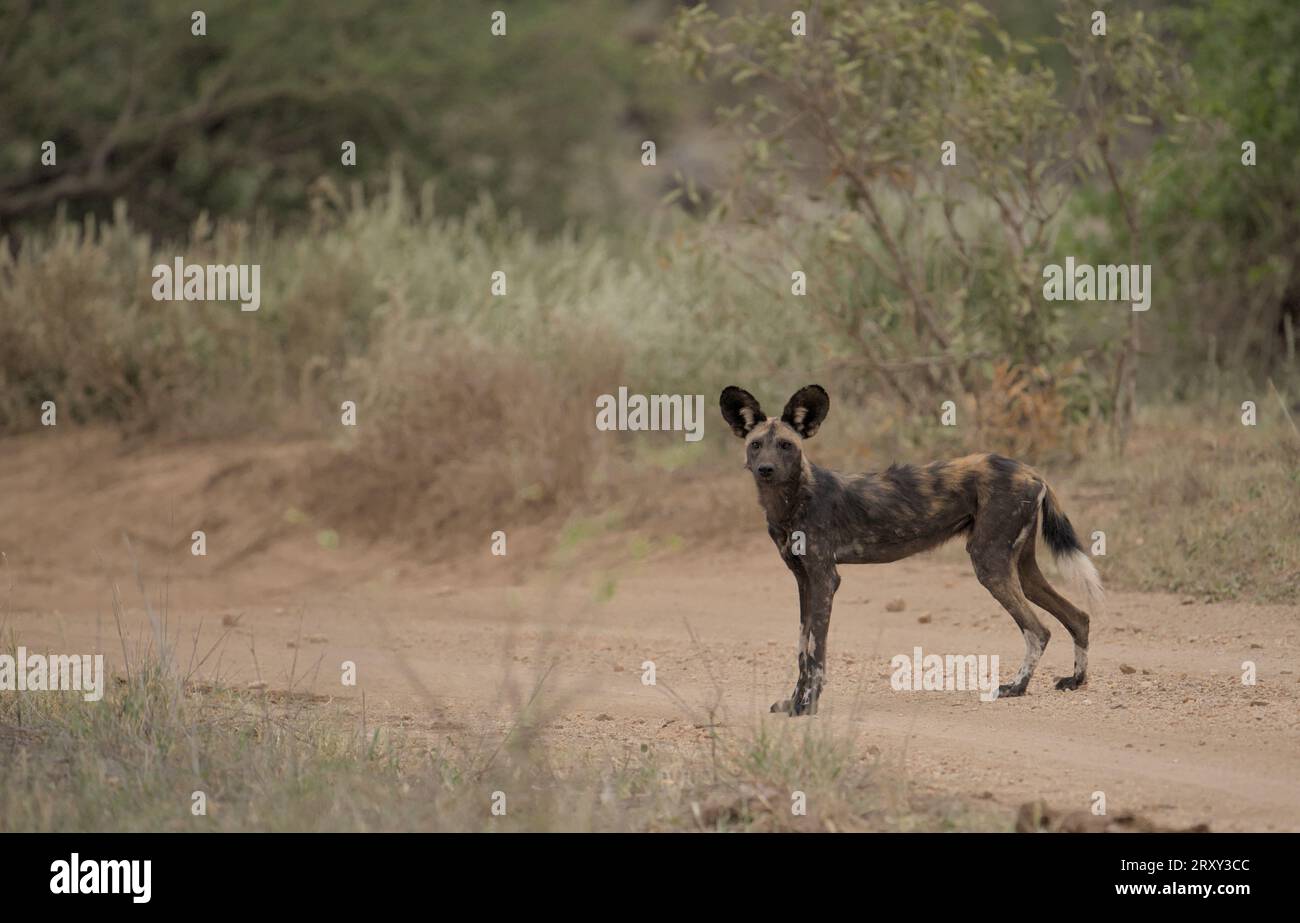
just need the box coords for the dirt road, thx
[3,430,1298,831]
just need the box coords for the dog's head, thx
[719,385,829,487]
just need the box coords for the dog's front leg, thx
[792,567,837,715]
[770,567,809,715]
[775,563,838,716]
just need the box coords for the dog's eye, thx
[778,440,794,451]
[747,442,759,452]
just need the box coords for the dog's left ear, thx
[781,385,829,438]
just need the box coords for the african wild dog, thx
[720,384,1103,716]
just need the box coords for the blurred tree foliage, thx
[0,0,676,239]
[1054,1,1191,452]
[659,0,1183,454]
[1139,0,1300,376]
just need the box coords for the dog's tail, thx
[1040,484,1104,613]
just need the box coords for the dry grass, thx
[0,631,1003,833]
[1076,406,1300,603]
[0,191,806,439]
[307,330,622,548]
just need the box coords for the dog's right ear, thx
[719,386,766,438]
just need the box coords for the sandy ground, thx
[2,429,1298,831]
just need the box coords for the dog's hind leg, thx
[1018,537,1090,690]
[969,497,1050,698]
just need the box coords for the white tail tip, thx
[1057,549,1104,613]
